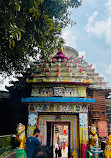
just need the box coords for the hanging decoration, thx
[65,63,68,66]
[82,79,86,83]
[77,59,79,63]
[99,81,102,84]
[46,68,49,71]
[53,58,56,61]
[57,72,59,77]
[57,68,59,71]
[86,75,88,79]
[64,58,67,61]
[82,71,86,75]
[88,79,92,84]
[46,73,50,77]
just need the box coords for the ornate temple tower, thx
[21,46,110,156]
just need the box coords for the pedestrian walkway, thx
[61,146,68,157]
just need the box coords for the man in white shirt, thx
[55,143,59,158]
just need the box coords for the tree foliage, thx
[0,0,82,73]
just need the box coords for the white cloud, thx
[88,11,98,23]
[62,29,77,49]
[79,51,86,59]
[106,0,111,16]
[105,64,111,74]
[84,0,111,45]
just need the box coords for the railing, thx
[0,134,13,156]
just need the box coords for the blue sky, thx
[0,0,111,91]
[62,0,111,87]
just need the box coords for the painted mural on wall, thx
[28,104,88,113]
[79,113,88,143]
[28,113,38,127]
[27,127,36,137]
[31,85,86,97]
[79,113,88,128]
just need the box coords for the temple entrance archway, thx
[38,114,79,158]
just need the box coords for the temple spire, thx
[53,47,69,61]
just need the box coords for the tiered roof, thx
[26,46,108,89]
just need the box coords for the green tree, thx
[0,0,81,73]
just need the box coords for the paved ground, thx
[61,147,68,157]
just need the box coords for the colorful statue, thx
[89,124,98,147]
[16,123,26,149]
[104,134,111,158]
[72,149,78,158]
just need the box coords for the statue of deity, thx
[89,124,98,147]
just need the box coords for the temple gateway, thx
[21,46,110,157]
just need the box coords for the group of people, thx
[22,128,67,158]
[24,128,52,158]
[55,140,66,158]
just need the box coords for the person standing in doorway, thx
[25,128,42,158]
[58,145,62,158]
[55,143,59,158]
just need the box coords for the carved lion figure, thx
[16,123,26,149]
[104,134,111,158]
[89,124,98,147]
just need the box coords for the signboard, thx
[54,87,63,96]
[98,121,108,137]
[79,113,88,128]
[28,113,38,127]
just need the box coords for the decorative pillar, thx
[79,113,88,158]
[27,111,38,137]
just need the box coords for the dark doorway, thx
[47,122,51,146]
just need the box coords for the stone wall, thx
[63,45,78,57]
[88,89,107,122]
